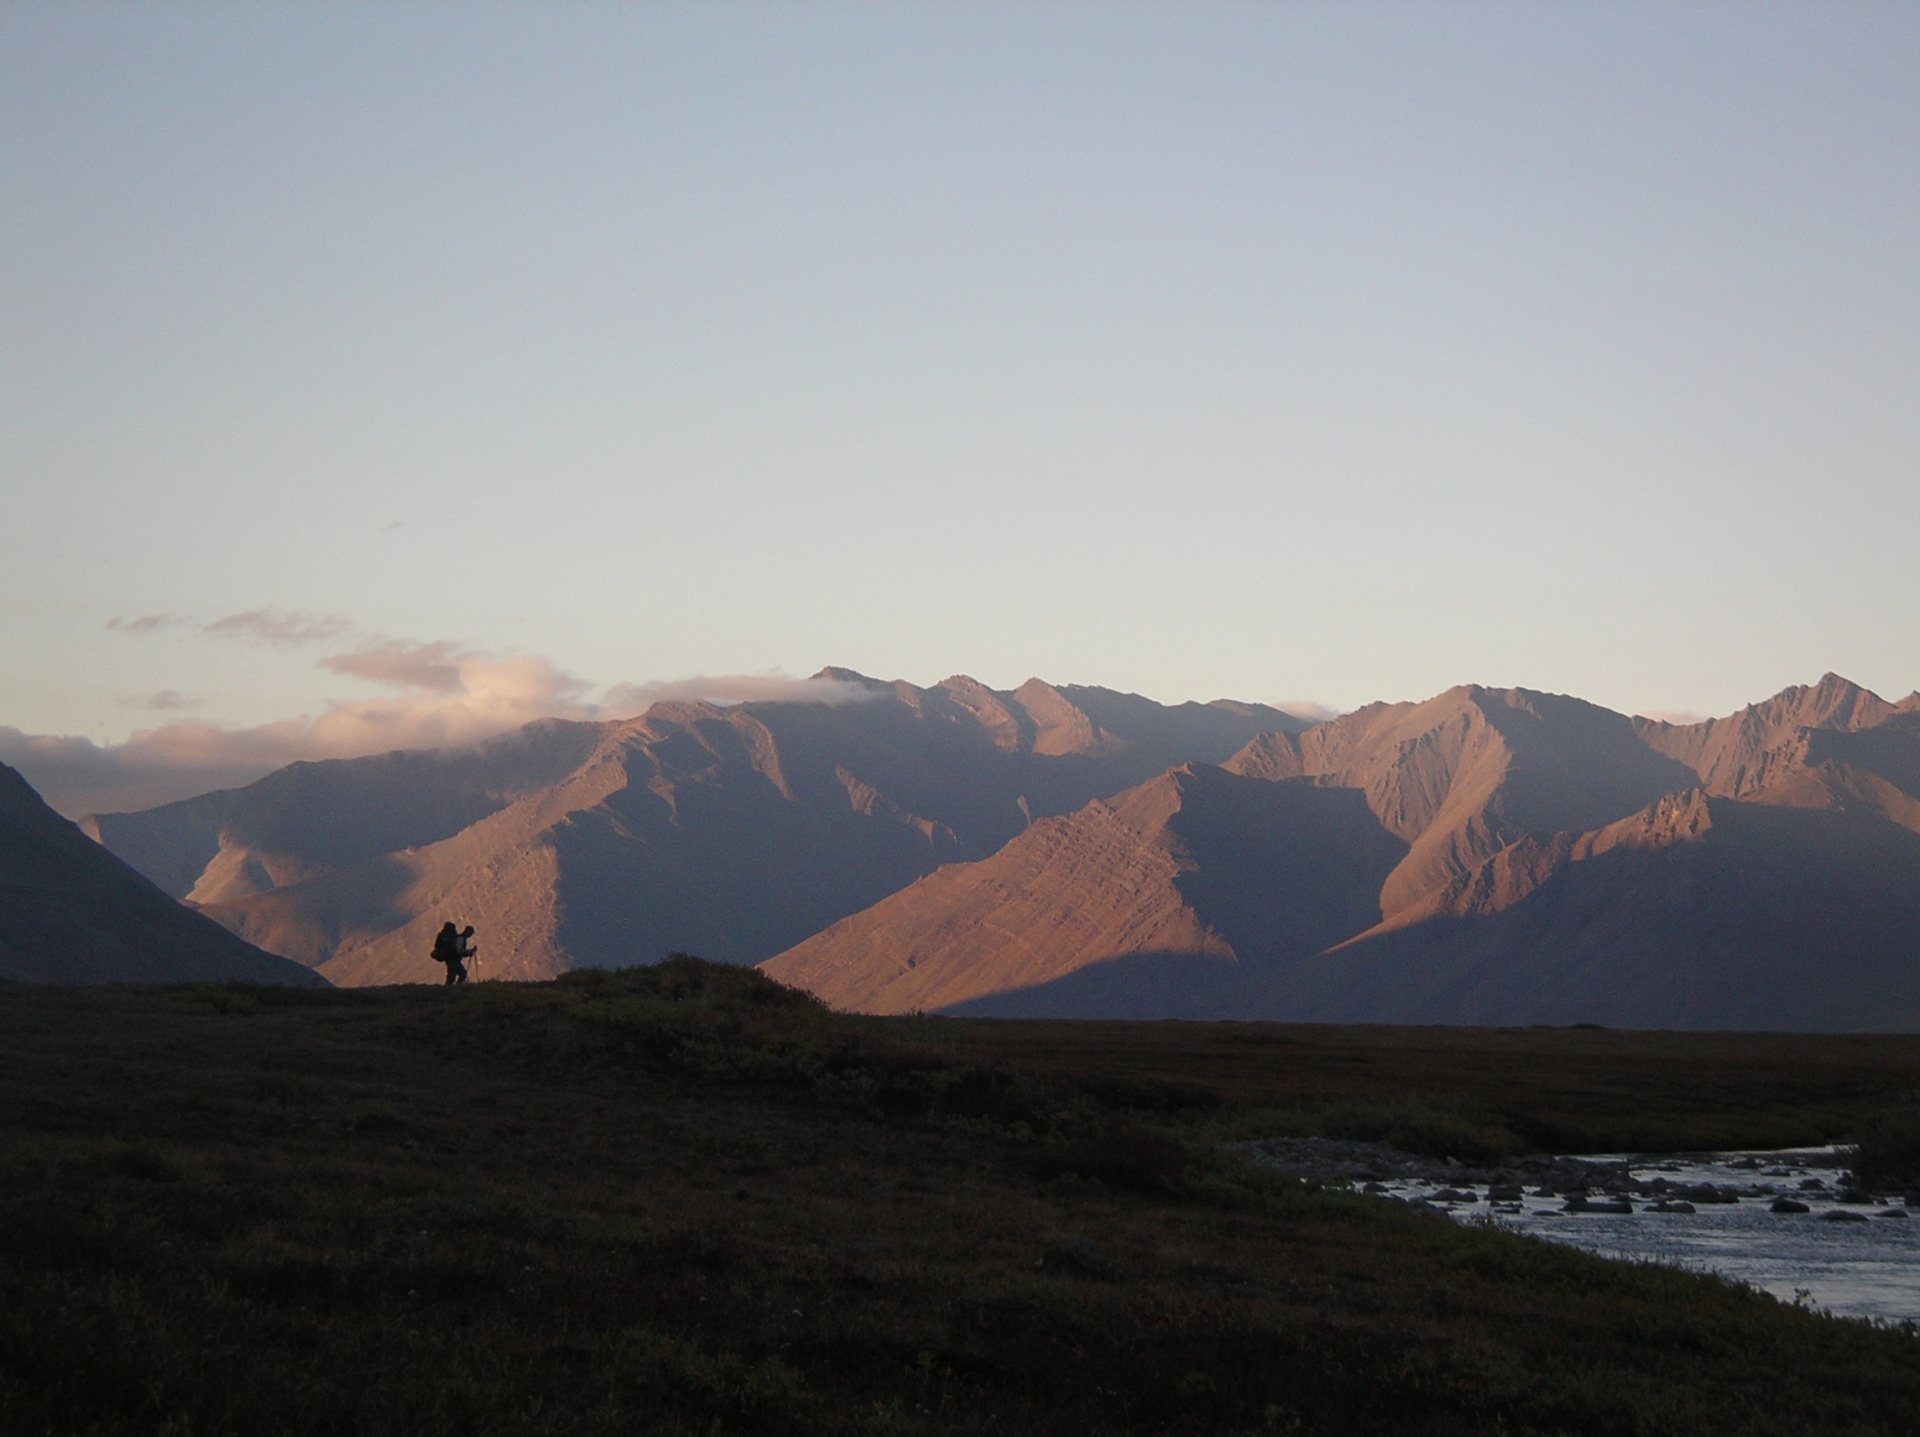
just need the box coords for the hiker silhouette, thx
[430,921,476,985]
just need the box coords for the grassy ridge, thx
[3,960,1920,1436]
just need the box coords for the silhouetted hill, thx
[0,764,324,986]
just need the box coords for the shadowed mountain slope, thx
[1252,790,1920,1030]
[0,764,324,986]
[90,673,1303,986]
[761,765,1405,1016]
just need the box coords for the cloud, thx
[105,613,175,636]
[205,608,353,646]
[299,652,596,750]
[1635,709,1709,726]
[1273,700,1343,724]
[2,642,885,818]
[1,724,318,820]
[600,672,888,711]
[4,641,604,818]
[319,640,467,693]
[143,690,194,711]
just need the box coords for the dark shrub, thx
[1847,1106,1920,1192]
[1019,1126,1197,1194]
[1078,1075,1224,1113]
[1319,1098,1523,1163]
[108,1145,179,1182]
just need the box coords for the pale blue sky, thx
[4,3,1918,811]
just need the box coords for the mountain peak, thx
[1778,672,1884,726]
[810,666,892,690]
[1636,673,1904,797]
[1584,787,1718,853]
[1727,672,1892,734]
[1012,678,1104,756]
[1224,730,1305,782]
[926,675,1030,752]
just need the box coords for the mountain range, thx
[82,673,1301,986]
[767,674,1920,1029]
[63,669,1920,1028]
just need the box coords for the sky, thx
[4,2,1919,815]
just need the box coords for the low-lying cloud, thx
[1273,700,1343,725]
[4,722,343,820]
[2,632,890,817]
[600,673,888,710]
[6,640,605,817]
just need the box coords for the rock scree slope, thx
[1268,788,1920,1029]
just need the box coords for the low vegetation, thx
[4,958,1920,1435]
[1851,1109,1920,1194]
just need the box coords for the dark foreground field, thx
[5,962,1920,1436]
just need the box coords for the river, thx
[1368,1147,1920,1324]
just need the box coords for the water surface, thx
[1369,1147,1920,1323]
